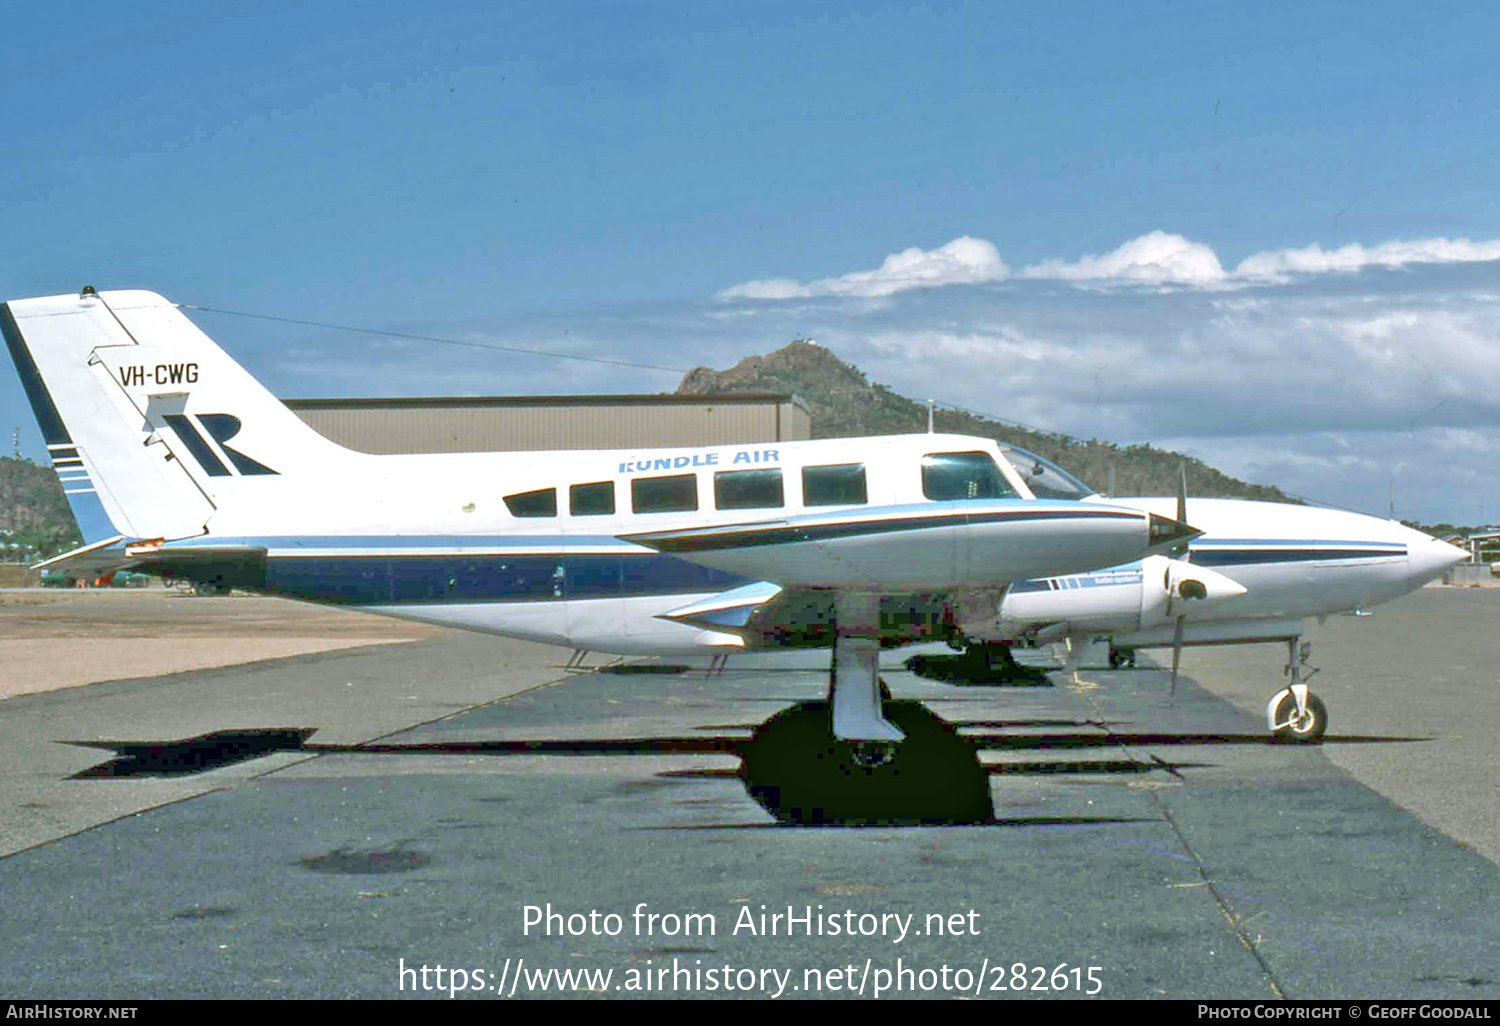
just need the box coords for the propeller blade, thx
[1169,614,1185,706]
[1173,464,1190,557]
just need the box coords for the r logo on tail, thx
[161,413,279,477]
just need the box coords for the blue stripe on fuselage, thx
[262,551,746,605]
[1022,542,1407,590]
[1188,543,1405,568]
[174,534,629,551]
[179,535,1411,606]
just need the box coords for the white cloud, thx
[1235,237,1500,282]
[717,236,1009,299]
[732,230,1500,294]
[1021,230,1227,286]
[1018,232,1500,288]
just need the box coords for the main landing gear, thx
[1266,639,1328,743]
[739,593,993,825]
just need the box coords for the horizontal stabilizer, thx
[33,535,131,578]
[36,538,268,590]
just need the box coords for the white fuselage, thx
[173,434,1172,654]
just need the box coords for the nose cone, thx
[1178,563,1249,603]
[1407,532,1469,586]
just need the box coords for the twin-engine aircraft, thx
[3,288,1464,824]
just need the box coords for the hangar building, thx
[283,393,811,454]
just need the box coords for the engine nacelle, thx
[995,555,1247,641]
[1137,555,1248,630]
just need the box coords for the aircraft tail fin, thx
[3,288,355,544]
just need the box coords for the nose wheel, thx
[1266,639,1327,743]
[1269,690,1327,742]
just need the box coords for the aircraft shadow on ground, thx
[57,711,1430,828]
[60,720,1426,780]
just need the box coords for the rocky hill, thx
[0,457,81,560]
[677,340,1295,502]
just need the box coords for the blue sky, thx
[5,1,1500,523]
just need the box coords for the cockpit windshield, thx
[999,445,1096,501]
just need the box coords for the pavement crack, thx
[1081,687,1288,1000]
[1147,792,1287,1000]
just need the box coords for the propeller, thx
[1170,615,1185,704]
[1168,464,1193,701]
[1172,463,1190,556]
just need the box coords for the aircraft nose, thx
[1407,534,1469,585]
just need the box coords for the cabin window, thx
[921,451,1018,501]
[632,473,699,513]
[570,481,615,516]
[803,463,867,506]
[503,487,557,517]
[714,468,784,510]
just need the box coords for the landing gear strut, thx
[1266,639,1327,743]
[739,593,993,825]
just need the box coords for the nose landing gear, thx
[1266,640,1327,743]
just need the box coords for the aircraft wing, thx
[638,499,1200,650]
[622,499,1198,590]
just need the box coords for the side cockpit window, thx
[504,487,558,517]
[921,451,1017,501]
[570,481,615,516]
[803,463,867,506]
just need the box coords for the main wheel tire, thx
[1270,691,1328,744]
[740,700,993,826]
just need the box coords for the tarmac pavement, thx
[0,587,1497,1000]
